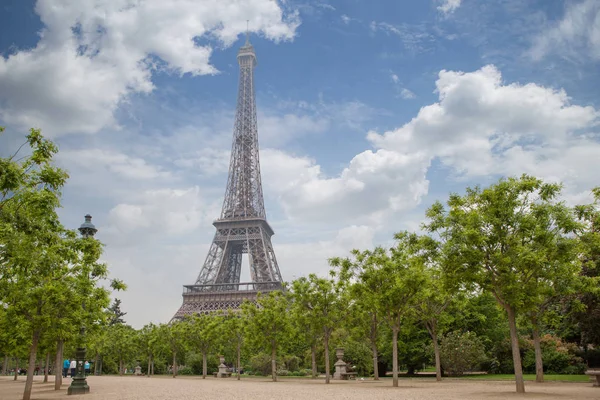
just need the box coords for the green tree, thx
[243,291,290,382]
[0,128,124,400]
[425,175,580,393]
[354,236,426,388]
[331,250,386,380]
[404,234,455,382]
[572,187,600,347]
[106,324,137,375]
[290,274,345,384]
[186,314,219,379]
[220,311,246,380]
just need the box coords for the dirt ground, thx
[1,375,598,400]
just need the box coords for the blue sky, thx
[1,0,599,327]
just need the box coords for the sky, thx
[0,0,599,328]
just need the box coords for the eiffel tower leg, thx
[195,237,225,284]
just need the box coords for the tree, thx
[290,274,345,384]
[403,234,455,382]
[352,236,426,388]
[288,288,321,378]
[425,175,580,393]
[185,314,219,379]
[571,187,600,347]
[107,299,127,326]
[165,321,187,378]
[243,291,290,382]
[220,311,246,380]
[331,250,386,380]
[106,324,137,375]
[0,128,124,400]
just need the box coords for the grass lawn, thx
[456,374,589,382]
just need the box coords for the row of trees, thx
[97,176,600,392]
[87,174,600,394]
[1,129,599,398]
[0,128,125,400]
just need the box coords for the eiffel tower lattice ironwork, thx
[173,33,283,319]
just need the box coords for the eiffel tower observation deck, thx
[173,33,283,319]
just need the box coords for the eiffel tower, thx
[173,33,283,319]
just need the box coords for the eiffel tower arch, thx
[173,34,283,319]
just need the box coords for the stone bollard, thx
[333,348,347,380]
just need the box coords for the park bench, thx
[585,370,600,387]
[340,371,358,380]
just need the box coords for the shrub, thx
[178,366,194,375]
[523,335,586,374]
[440,331,487,376]
[248,353,272,376]
[277,369,289,376]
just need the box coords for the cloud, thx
[259,65,598,228]
[390,72,415,99]
[0,0,300,137]
[400,88,416,99]
[107,187,218,239]
[437,0,462,16]
[369,64,599,187]
[60,148,170,180]
[370,21,436,53]
[529,0,600,62]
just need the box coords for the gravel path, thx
[0,375,597,400]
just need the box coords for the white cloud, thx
[400,88,416,99]
[259,65,598,229]
[0,0,300,136]
[60,148,170,180]
[530,0,600,61]
[261,148,430,226]
[437,0,462,16]
[369,64,599,188]
[391,73,400,84]
[107,187,217,238]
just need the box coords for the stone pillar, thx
[218,356,228,378]
[333,348,347,380]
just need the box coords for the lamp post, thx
[68,214,97,395]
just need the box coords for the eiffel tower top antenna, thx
[245,20,250,45]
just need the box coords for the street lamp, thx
[68,214,97,395]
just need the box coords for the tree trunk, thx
[392,325,399,388]
[324,334,330,384]
[172,351,177,378]
[371,313,379,380]
[311,344,317,379]
[151,360,154,376]
[119,358,123,376]
[271,341,277,382]
[23,331,40,400]
[94,354,99,376]
[237,343,241,381]
[432,330,442,382]
[202,350,207,379]
[371,340,379,380]
[54,340,63,390]
[147,356,151,378]
[532,318,544,383]
[44,352,50,383]
[14,358,18,381]
[506,305,525,393]
[2,355,8,375]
